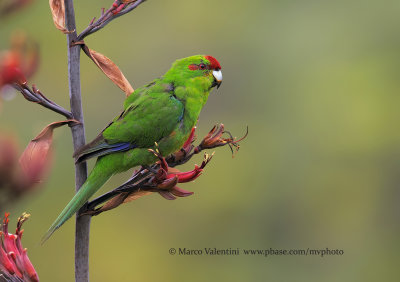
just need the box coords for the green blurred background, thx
[1,0,400,281]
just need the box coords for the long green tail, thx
[41,160,113,243]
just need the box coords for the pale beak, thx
[212,69,223,89]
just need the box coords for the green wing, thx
[74,86,183,163]
[103,91,183,147]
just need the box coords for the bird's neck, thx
[174,76,211,104]
[174,77,212,131]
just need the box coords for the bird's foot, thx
[165,126,197,165]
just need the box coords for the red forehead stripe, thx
[205,55,221,70]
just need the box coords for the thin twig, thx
[77,0,147,41]
[12,83,73,119]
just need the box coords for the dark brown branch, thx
[64,0,90,281]
[77,0,147,41]
[13,83,73,119]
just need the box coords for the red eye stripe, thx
[188,64,199,70]
[188,63,212,71]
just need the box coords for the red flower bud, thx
[0,51,26,87]
[167,165,203,183]
[0,213,39,282]
[182,126,196,152]
[0,33,39,89]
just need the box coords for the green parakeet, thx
[42,55,222,242]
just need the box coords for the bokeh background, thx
[1,0,400,281]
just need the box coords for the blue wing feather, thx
[73,134,136,163]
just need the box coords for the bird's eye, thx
[199,63,206,69]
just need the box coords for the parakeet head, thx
[166,55,223,89]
